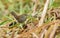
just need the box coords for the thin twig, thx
[39,29,47,38]
[32,33,38,38]
[49,23,58,38]
[19,20,60,37]
[37,0,50,26]
[32,0,39,16]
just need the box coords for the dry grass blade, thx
[32,33,38,38]
[44,25,54,38]
[39,29,47,38]
[32,0,39,16]
[49,23,59,38]
[19,20,60,37]
[37,0,50,26]
[49,8,60,19]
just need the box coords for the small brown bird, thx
[11,12,27,23]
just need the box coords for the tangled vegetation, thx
[0,0,60,38]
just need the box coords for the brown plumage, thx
[11,12,27,23]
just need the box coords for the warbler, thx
[11,12,27,23]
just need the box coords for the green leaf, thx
[49,0,54,8]
[52,2,60,8]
